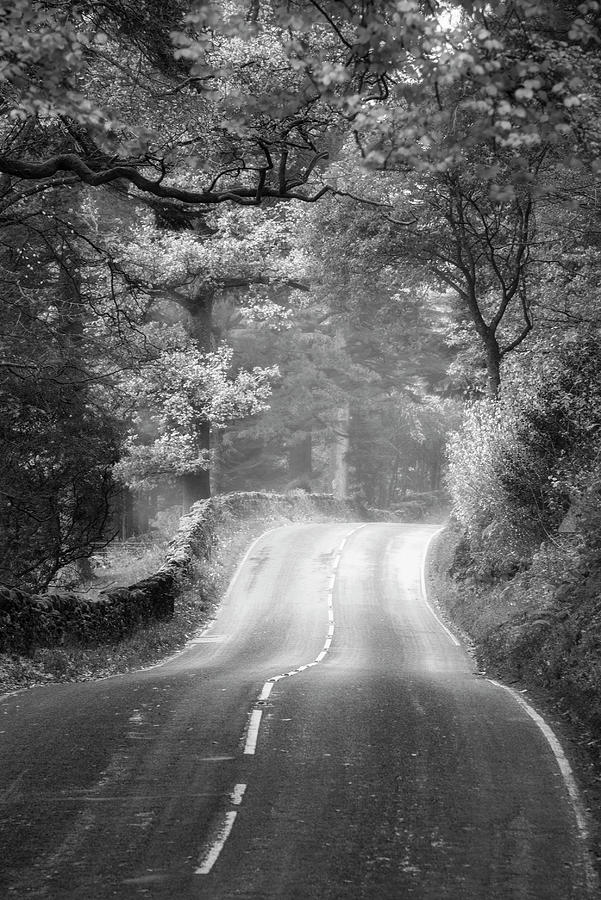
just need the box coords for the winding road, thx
[0,523,596,898]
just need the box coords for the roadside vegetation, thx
[428,336,601,781]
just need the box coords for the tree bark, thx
[185,291,214,350]
[210,429,224,495]
[120,487,157,535]
[330,404,350,500]
[181,468,210,509]
[181,293,214,508]
[287,432,313,488]
[180,419,211,509]
[329,324,350,499]
[484,332,502,398]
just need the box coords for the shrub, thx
[447,335,601,578]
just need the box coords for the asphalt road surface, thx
[0,523,597,899]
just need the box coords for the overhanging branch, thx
[0,153,330,205]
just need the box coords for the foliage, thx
[1,1,599,206]
[0,0,336,203]
[447,334,601,575]
[350,394,459,508]
[113,331,277,491]
[0,178,285,583]
[0,363,121,591]
[212,194,458,499]
[429,522,601,782]
[0,185,127,590]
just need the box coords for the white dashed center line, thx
[195,810,238,875]
[243,709,263,755]
[195,523,367,876]
[242,523,368,758]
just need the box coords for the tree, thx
[2,2,599,200]
[376,162,537,396]
[0,194,125,589]
[349,394,457,508]
[112,327,276,507]
[108,200,309,502]
[213,192,458,502]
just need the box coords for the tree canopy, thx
[2,2,599,203]
[2,0,601,588]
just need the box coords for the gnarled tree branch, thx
[0,153,330,206]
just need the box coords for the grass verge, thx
[426,520,601,872]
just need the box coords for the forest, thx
[1,0,601,605]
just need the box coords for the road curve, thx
[0,523,596,898]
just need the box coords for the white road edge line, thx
[487,678,599,894]
[420,527,460,647]
[222,527,282,604]
[418,525,597,892]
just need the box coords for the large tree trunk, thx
[181,420,211,509]
[429,445,442,491]
[330,403,350,500]
[181,469,210,509]
[287,431,313,489]
[210,428,224,495]
[120,487,158,536]
[330,324,350,499]
[181,293,214,509]
[484,332,502,398]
